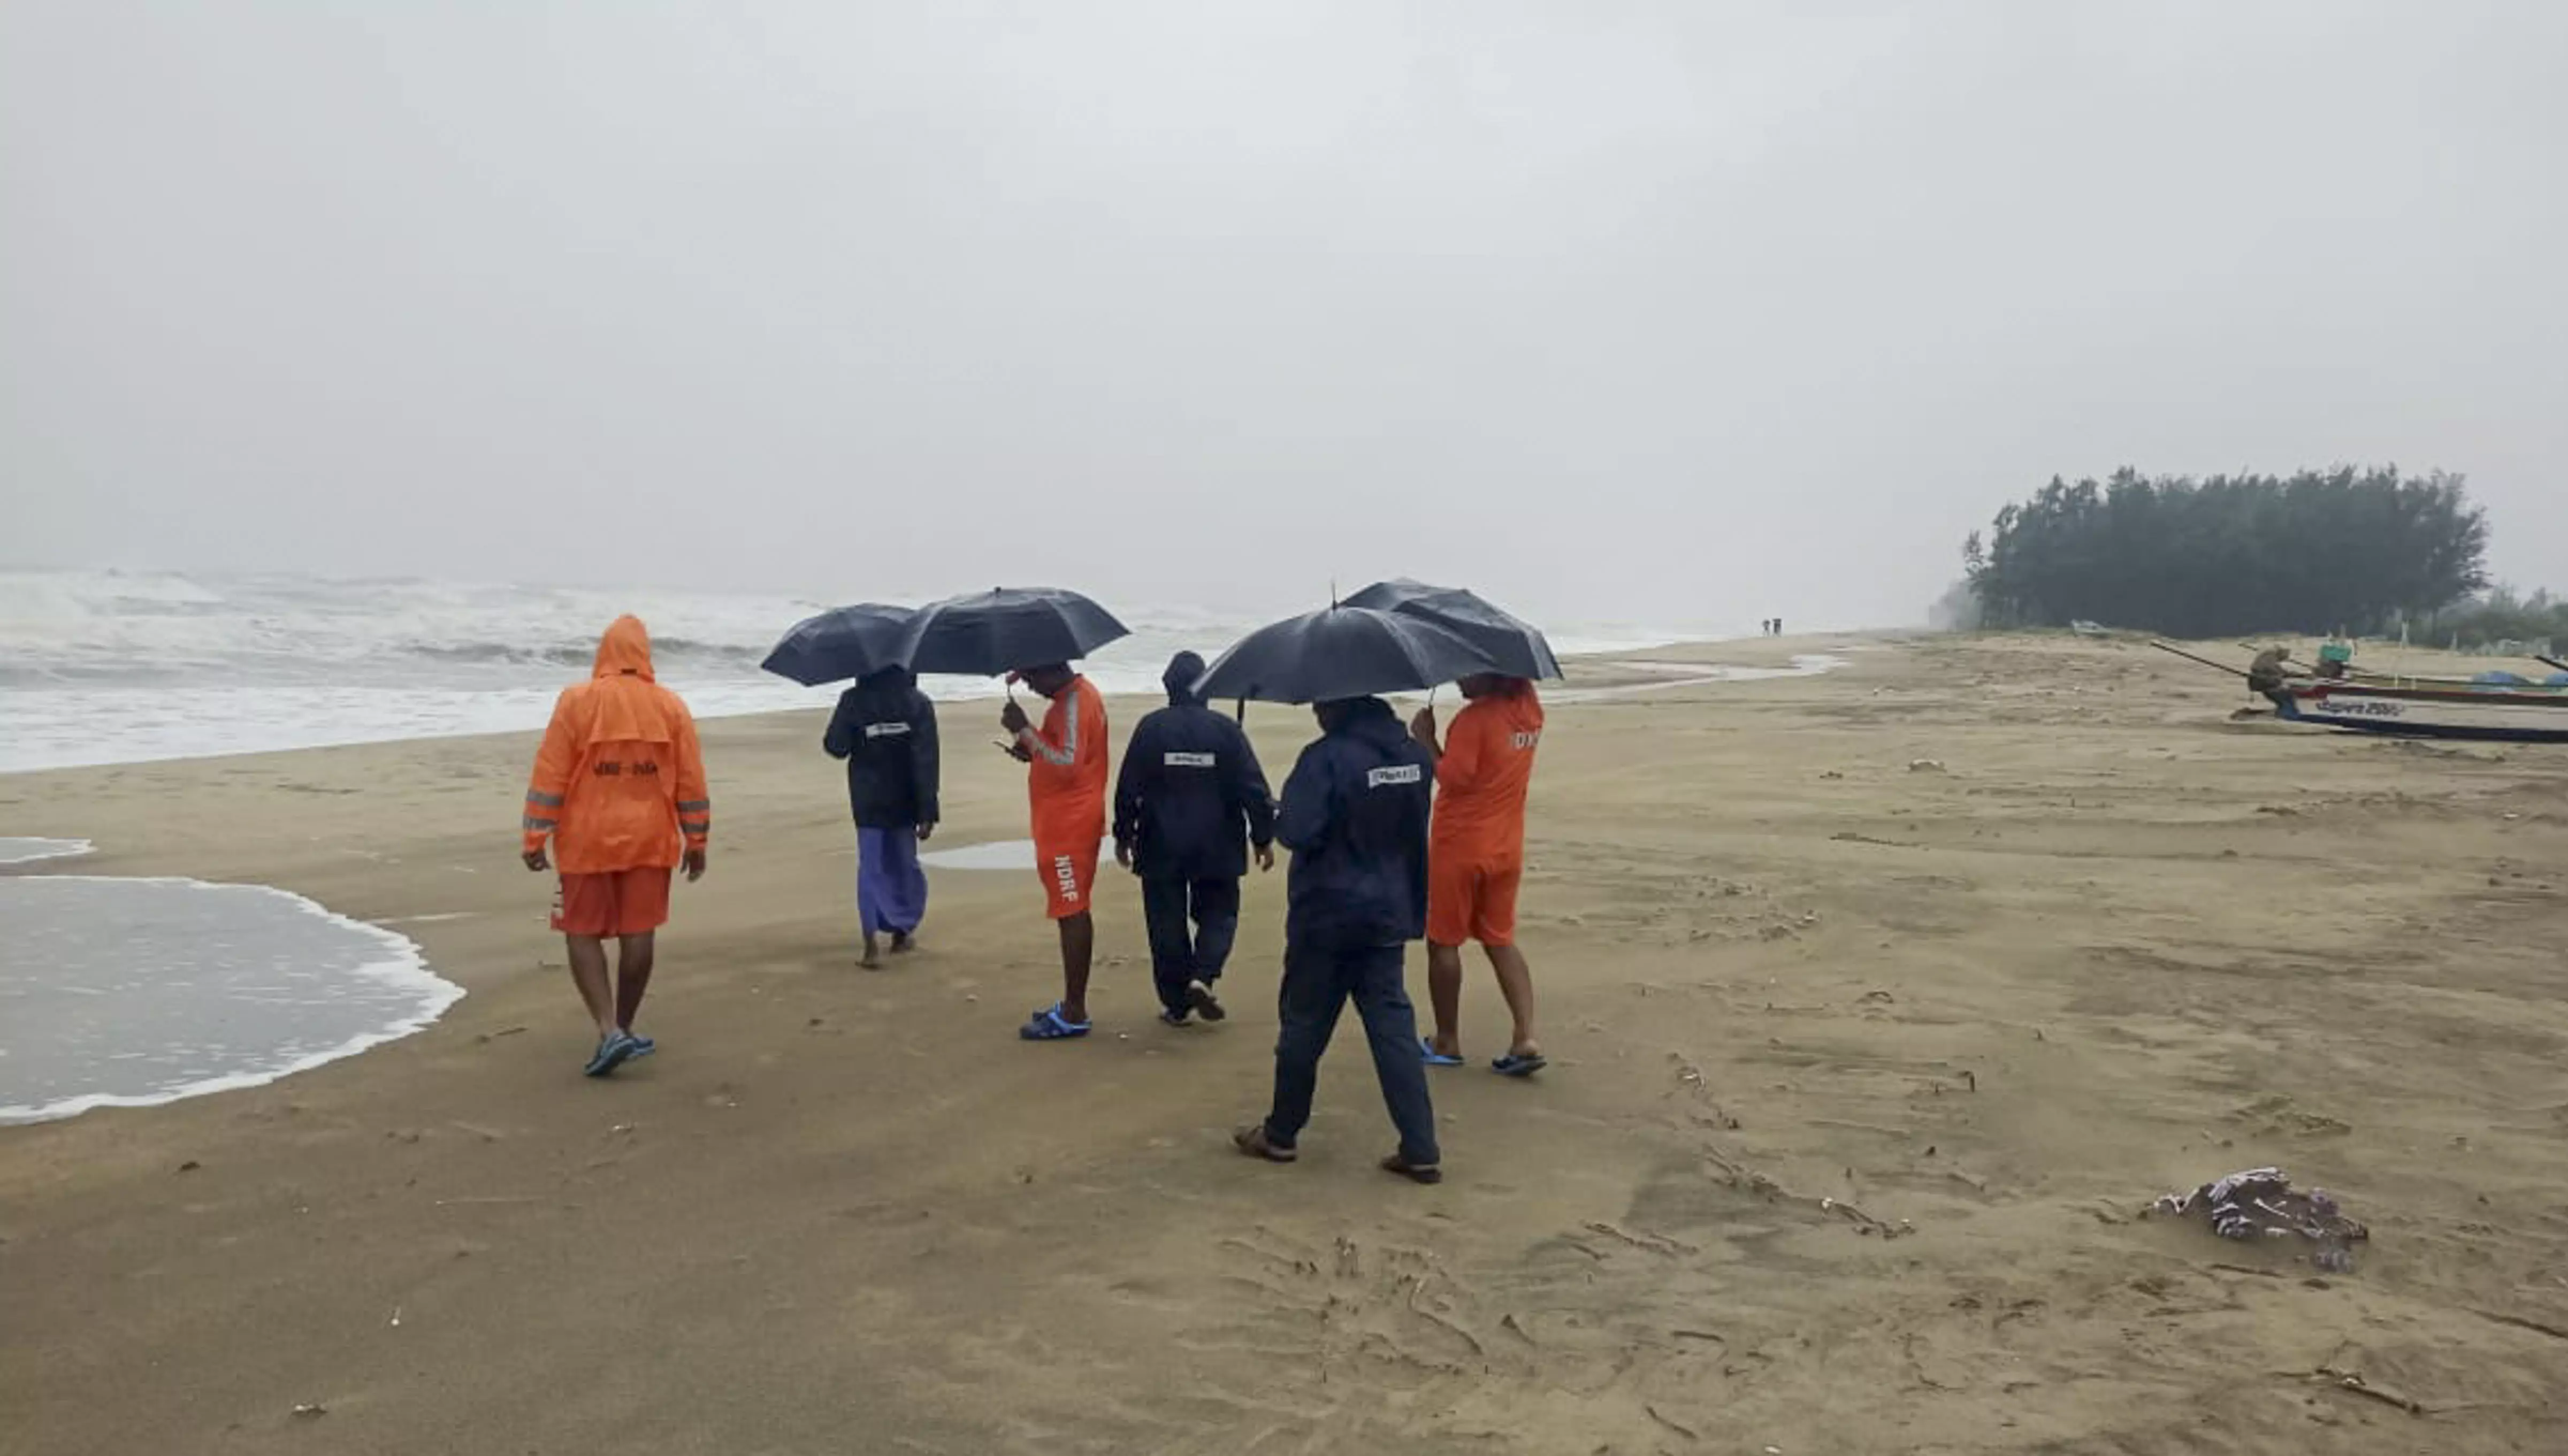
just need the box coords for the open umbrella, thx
[895,587,1129,677]
[1341,579,1562,681]
[760,603,917,686]
[1195,604,1499,705]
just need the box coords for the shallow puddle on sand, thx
[918,837,1115,871]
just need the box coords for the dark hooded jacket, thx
[1275,695,1434,951]
[1113,652,1275,881]
[823,666,941,830]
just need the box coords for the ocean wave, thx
[0,568,1709,771]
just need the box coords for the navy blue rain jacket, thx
[1275,696,1434,951]
[823,668,942,830]
[1113,653,1275,880]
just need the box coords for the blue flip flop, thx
[625,1033,656,1061]
[1492,1051,1548,1078]
[584,1031,638,1078]
[1020,1003,1093,1041]
[1418,1037,1465,1068]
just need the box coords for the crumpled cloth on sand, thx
[2151,1166,2368,1273]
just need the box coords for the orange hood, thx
[593,615,656,681]
[577,615,671,745]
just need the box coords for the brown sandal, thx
[1380,1154,1443,1186]
[1234,1126,1297,1163]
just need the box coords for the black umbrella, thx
[760,603,917,686]
[1195,604,1500,706]
[1341,579,1563,681]
[895,587,1130,677]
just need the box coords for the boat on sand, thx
[2151,641,2568,744]
[2266,679,2568,742]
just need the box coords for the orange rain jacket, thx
[522,616,711,875]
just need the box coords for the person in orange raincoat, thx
[1410,673,1547,1076]
[521,616,710,1077]
[1001,662,1108,1039]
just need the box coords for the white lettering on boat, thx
[2314,700,2405,719]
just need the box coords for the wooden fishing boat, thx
[2309,662,2568,692]
[2267,679,2568,742]
[2149,641,2568,742]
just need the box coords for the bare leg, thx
[1425,942,1466,1057]
[1486,943,1539,1057]
[565,936,617,1039]
[615,932,656,1032]
[861,932,882,970]
[1059,912,1094,1025]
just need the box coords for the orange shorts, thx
[1428,850,1520,947]
[1036,838,1099,921]
[552,867,672,938]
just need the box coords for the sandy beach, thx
[5,632,2566,1454]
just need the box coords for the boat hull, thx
[2269,684,2568,742]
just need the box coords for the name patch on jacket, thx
[1164,752,1217,768]
[863,722,911,739]
[1366,764,1424,788]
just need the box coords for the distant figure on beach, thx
[1114,651,1277,1025]
[520,616,710,1077]
[1235,696,1442,1182]
[1004,663,1109,1040]
[1411,674,1547,1076]
[823,665,941,969]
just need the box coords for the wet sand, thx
[4,632,2565,1453]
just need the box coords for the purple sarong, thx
[857,825,928,936]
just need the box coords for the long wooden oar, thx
[2150,641,2250,679]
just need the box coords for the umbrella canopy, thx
[1195,604,1499,706]
[1341,579,1563,681]
[895,587,1130,677]
[760,602,918,686]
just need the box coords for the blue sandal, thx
[583,1031,638,1078]
[1492,1051,1548,1078]
[1019,1003,1092,1041]
[1418,1037,1465,1068]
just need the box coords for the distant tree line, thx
[1955,466,2489,638]
[2414,587,2568,653]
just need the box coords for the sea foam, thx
[0,875,464,1124]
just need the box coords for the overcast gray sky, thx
[3,1,2561,629]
